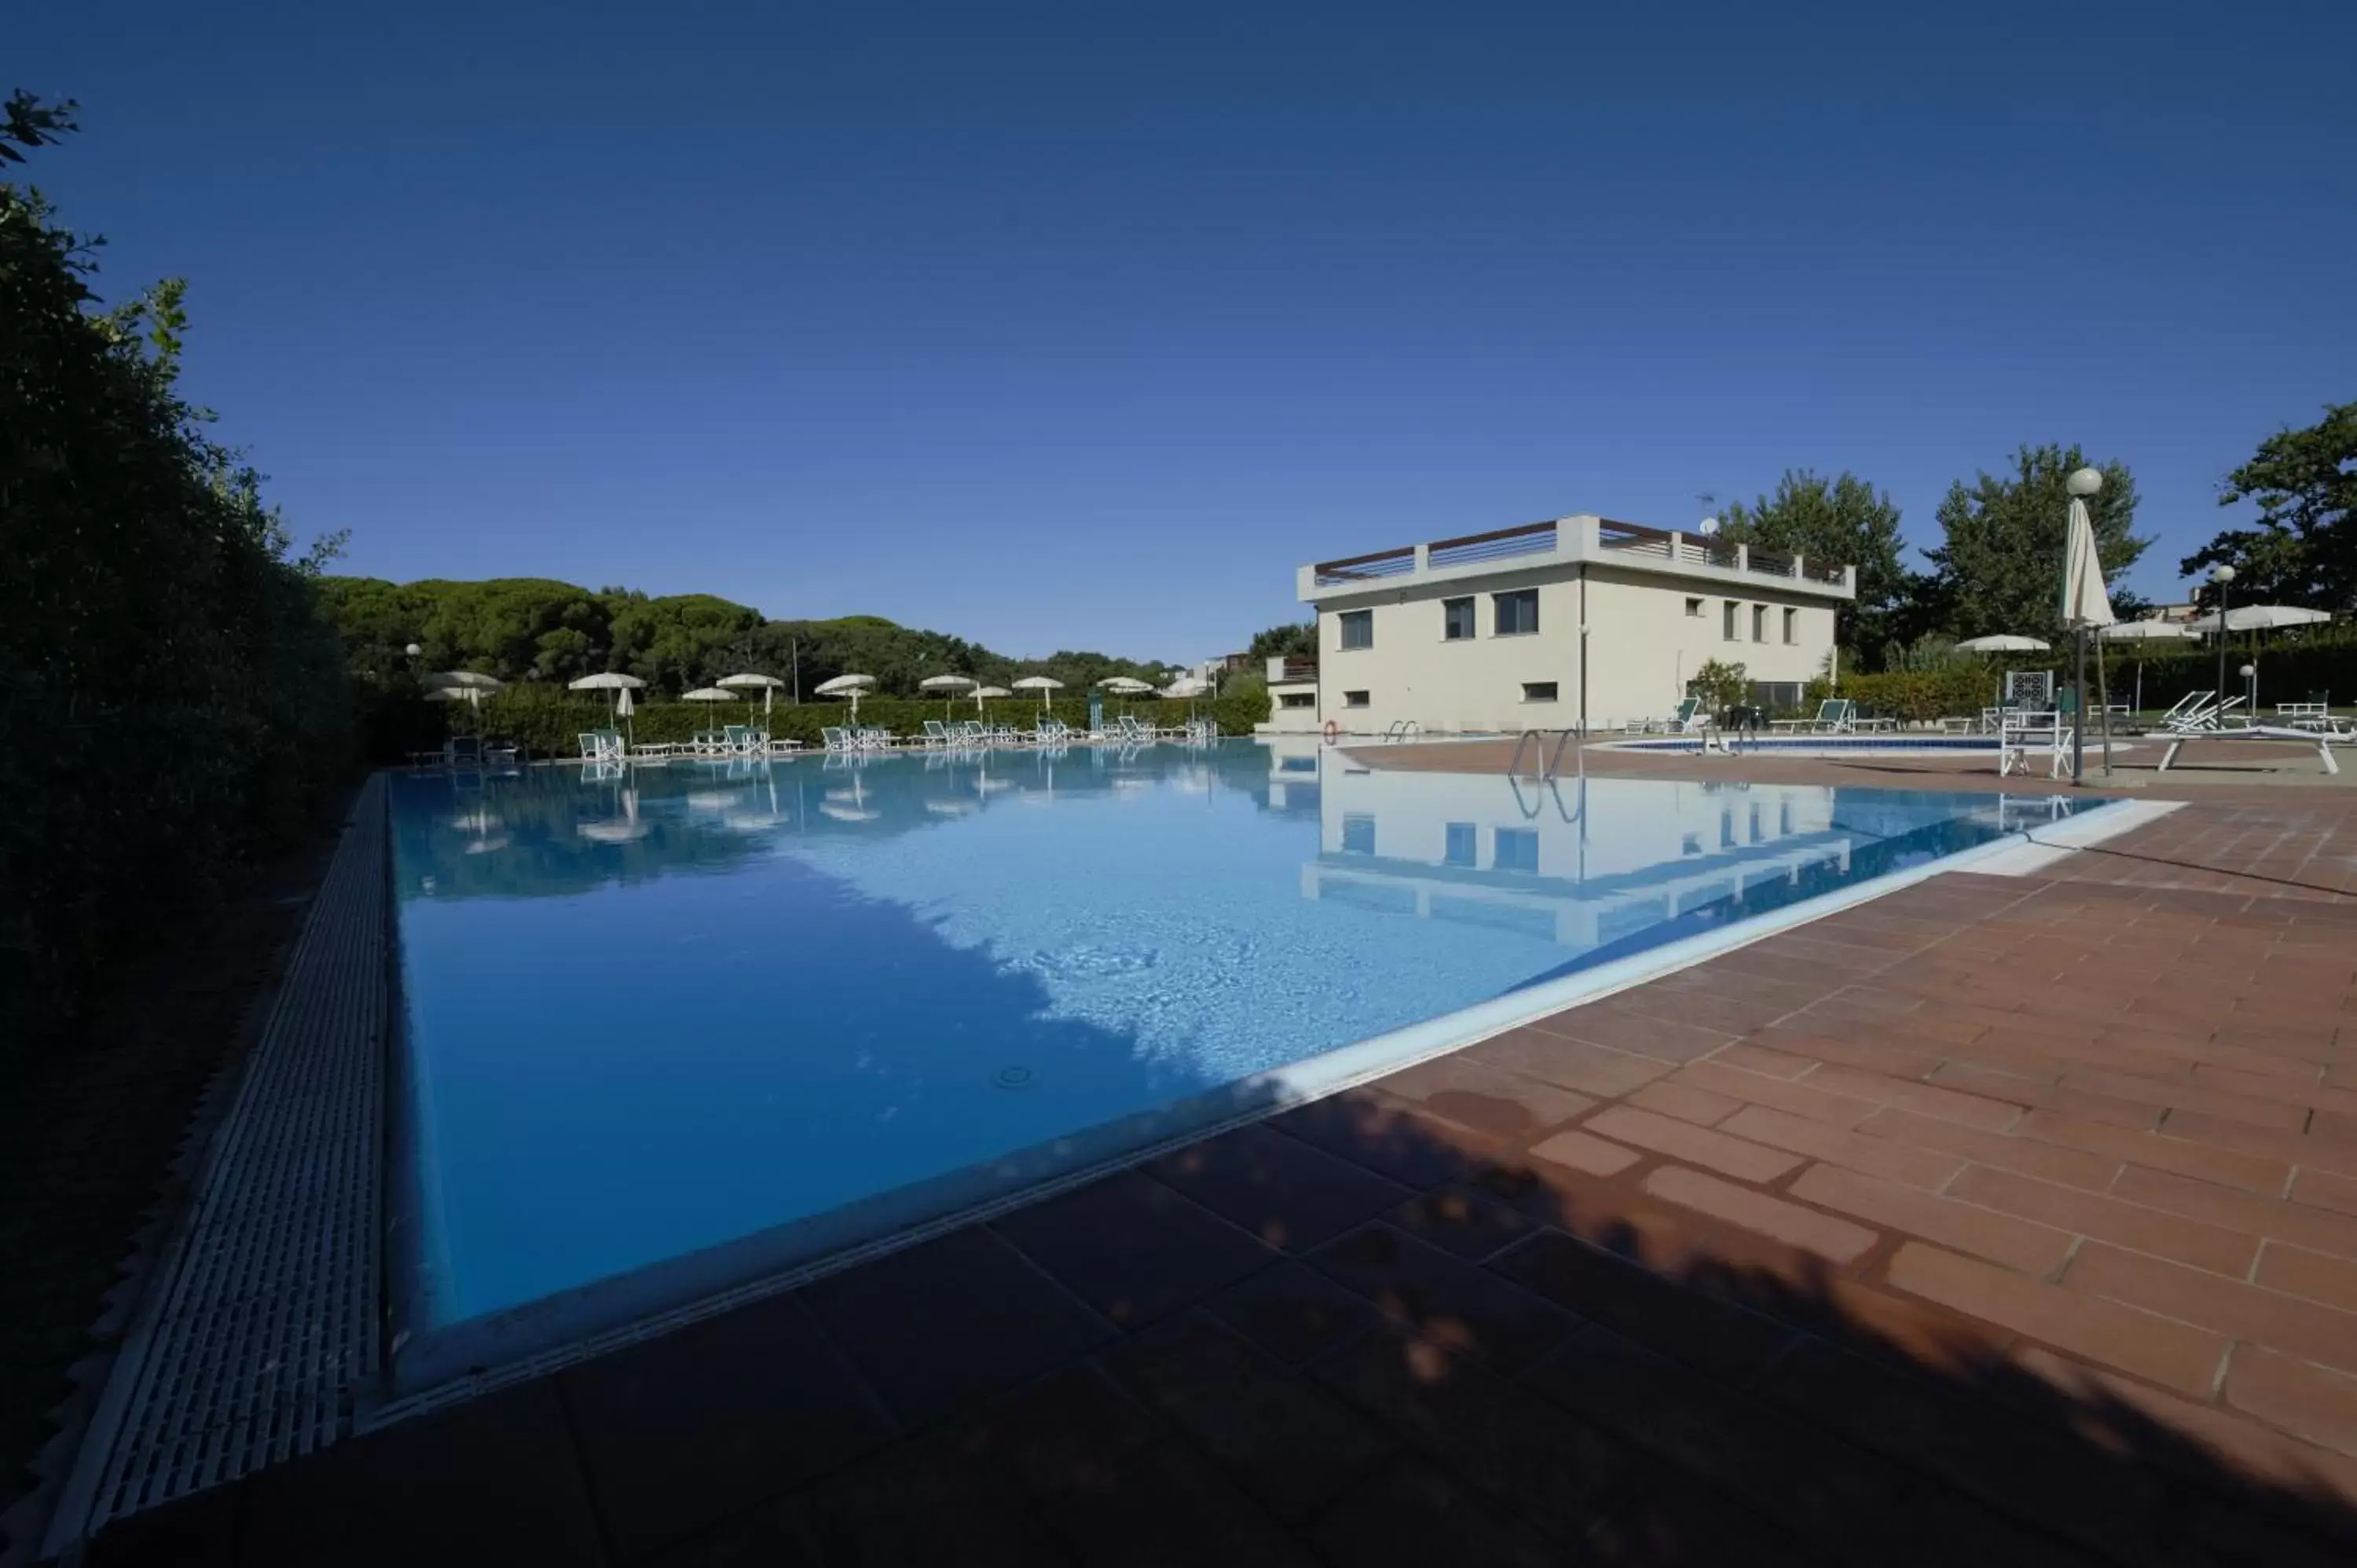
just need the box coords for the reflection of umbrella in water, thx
[925,798,979,816]
[1013,675,1063,716]
[813,672,876,720]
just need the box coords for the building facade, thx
[1293,514,1854,734]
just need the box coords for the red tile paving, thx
[80,768,2357,1566]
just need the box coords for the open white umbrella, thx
[972,684,1011,715]
[422,687,469,704]
[1953,634,2051,653]
[1012,675,1064,715]
[425,670,502,710]
[1096,674,1154,723]
[813,672,875,721]
[717,672,786,717]
[683,688,736,733]
[569,671,648,720]
[2183,605,2330,715]
[2181,605,2331,634]
[919,672,977,718]
[2098,619,2195,714]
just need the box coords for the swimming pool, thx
[386,741,2104,1383]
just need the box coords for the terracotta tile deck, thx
[82,772,2357,1567]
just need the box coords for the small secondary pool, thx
[387,742,2101,1381]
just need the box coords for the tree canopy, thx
[1714,471,1908,656]
[2180,401,2356,613]
[321,577,1181,699]
[1247,621,1317,661]
[1920,445,2148,642]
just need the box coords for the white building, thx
[1282,514,1854,734]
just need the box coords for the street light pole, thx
[2210,564,2235,713]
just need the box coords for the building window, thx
[1343,690,1371,708]
[1338,610,1373,650]
[1494,589,1539,636]
[1341,814,1375,855]
[1686,597,1704,617]
[1752,604,1768,642]
[1722,601,1739,640]
[1521,682,1558,703]
[1442,597,1475,641]
[1494,827,1539,873]
[1278,691,1314,709]
[1443,822,1477,866]
[1783,607,1798,644]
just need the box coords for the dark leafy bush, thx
[0,97,355,1043]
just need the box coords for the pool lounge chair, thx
[1772,698,1855,736]
[577,730,625,762]
[2159,692,2248,736]
[2161,723,2349,776]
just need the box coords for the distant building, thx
[1288,513,1854,734]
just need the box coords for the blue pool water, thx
[387,741,2097,1360]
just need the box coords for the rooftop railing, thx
[1427,520,1557,571]
[1309,515,1850,592]
[1311,544,1418,586]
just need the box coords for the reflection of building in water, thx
[1305,763,1855,950]
[1256,735,1325,815]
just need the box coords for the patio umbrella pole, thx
[2096,642,2112,775]
[2072,628,2086,784]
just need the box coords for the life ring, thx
[1322,720,1340,744]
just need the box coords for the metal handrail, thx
[1508,727,1542,778]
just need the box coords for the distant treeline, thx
[323,577,1184,700]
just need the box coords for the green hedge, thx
[420,685,1272,758]
[4,123,356,1044]
[1803,630,2357,722]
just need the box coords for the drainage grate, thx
[50,777,389,1546]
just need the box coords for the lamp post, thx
[2241,662,2257,718]
[2066,467,2103,783]
[2210,564,2235,711]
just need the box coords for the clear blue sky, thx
[17,1,2354,660]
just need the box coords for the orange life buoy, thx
[1322,720,1340,743]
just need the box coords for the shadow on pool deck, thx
[75,797,2357,1566]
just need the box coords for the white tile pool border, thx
[361,788,2150,1429]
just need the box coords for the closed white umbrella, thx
[813,672,875,721]
[1012,675,1064,715]
[2058,472,2117,780]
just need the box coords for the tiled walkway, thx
[85,793,2357,1567]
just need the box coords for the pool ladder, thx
[1508,727,1581,781]
[1381,719,1423,744]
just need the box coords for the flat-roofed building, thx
[1297,514,1853,733]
